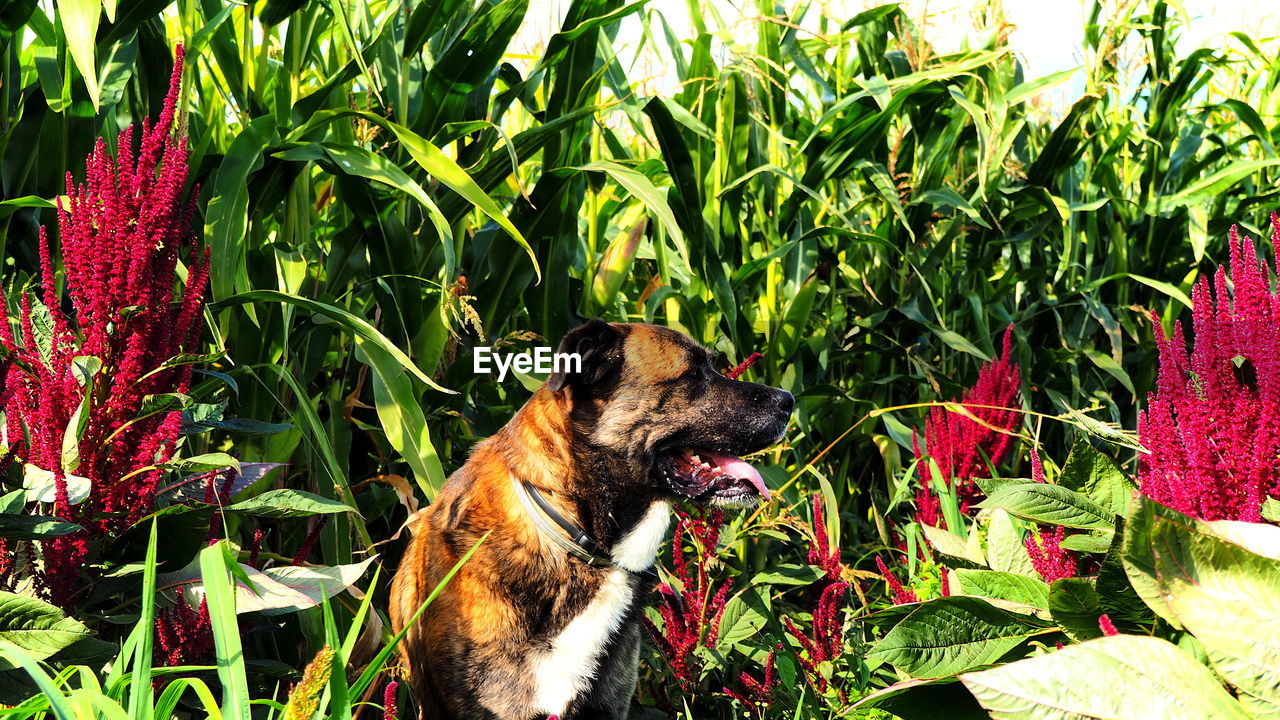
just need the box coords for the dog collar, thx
[510,477,658,581]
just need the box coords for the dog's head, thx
[547,320,793,506]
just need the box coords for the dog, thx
[389,320,794,719]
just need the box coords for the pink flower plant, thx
[1138,216,1280,522]
[0,46,206,605]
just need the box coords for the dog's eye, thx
[681,365,704,382]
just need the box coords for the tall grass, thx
[1,0,1278,717]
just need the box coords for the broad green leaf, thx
[164,452,240,473]
[1047,578,1103,642]
[850,678,989,720]
[869,596,1051,678]
[921,523,986,566]
[0,592,92,671]
[1123,498,1280,713]
[750,564,823,587]
[955,570,1049,610]
[960,635,1252,720]
[0,513,82,540]
[23,465,91,505]
[165,562,303,615]
[718,586,771,649]
[984,509,1037,577]
[1057,437,1133,517]
[979,483,1115,530]
[225,489,356,518]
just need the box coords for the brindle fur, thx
[389,321,793,720]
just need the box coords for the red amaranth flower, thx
[154,587,213,667]
[1024,526,1076,583]
[382,680,399,720]
[0,46,205,606]
[875,555,919,605]
[644,508,730,689]
[783,582,848,697]
[727,352,764,379]
[1098,613,1118,636]
[807,495,842,583]
[292,516,329,565]
[919,325,1022,513]
[724,649,780,712]
[1138,217,1280,522]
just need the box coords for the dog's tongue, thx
[704,451,770,500]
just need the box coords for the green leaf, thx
[573,161,692,269]
[218,290,451,393]
[750,564,823,587]
[363,337,447,501]
[164,452,240,473]
[225,489,356,518]
[0,592,92,671]
[921,524,986,567]
[1057,533,1113,554]
[167,557,375,616]
[312,142,459,280]
[1123,498,1280,714]
[869,596,1050,678]
[206,116,276,303]
[386,121,539,281]
[191,417,293,435]
[0,513,82,540]
[1057,437,1133,517]
[1159,159,1280,211]
[22,463,92,506]
[200,543,251,720]
[1047,578,1104,642]
[718,586,771,649]
[984,509,1037,577]
[851,678,990,719]
[979,482,1115,530]
[60,0,101,107]
[960,635,1252,720]
[954,570,1050,610]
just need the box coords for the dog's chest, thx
[530,500,671,716]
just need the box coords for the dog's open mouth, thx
[659,448,770,504]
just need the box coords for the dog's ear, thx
[547,319,624,393]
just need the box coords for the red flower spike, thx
[1138,217,1280,522]
[2,46,204,606]
[648,509,731,690]
[725,650,780,710]
[383,680,400,720]
[919,325,1022,511]
[1098,613,1118,637]
[727,352,764,380]
[1030,448,1045,483]
[807,495,843,582]
[1024,526,1076,583]
[875,555,919,605]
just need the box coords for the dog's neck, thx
[499,389,663,551]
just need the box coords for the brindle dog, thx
[389,320,793,720]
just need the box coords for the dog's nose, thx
[776,390,795,413]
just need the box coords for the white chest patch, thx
[531,500,670,716]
